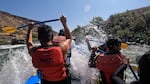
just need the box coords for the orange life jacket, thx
[96,53,125,84]
[32,46,67,81]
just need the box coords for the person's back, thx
[26,16,72,84]
[96,38,125,84]
[52,28,73,84]
[32,45,66,81]
[111,50,150,84]
[53,29,74,66]
[96,53,124,84]
[85,38,106,67]
[53,36,66,43]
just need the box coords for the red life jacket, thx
[32,46,66,81]
[96,53,125,84]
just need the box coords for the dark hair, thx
[38,25,53,42]
[138,50,150,83]
[98,43,107,52]
[58,29,65,36]
[106,39,121,49]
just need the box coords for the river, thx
[0,43,149,84]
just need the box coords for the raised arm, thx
[60,15,72,58]
[26,23,35,56]
[85,38,92,51]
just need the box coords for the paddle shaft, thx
[17,19,59,28]
[129,65,139,80]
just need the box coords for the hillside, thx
[72,6,150,45]
[0,11,57,45]
[0,11,37,44]
[0,11,36,27]
[1,6,150,45]
[102,6,150,45]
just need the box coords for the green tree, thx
[132,16,146,33]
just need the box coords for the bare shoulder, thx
[53,36,66,42]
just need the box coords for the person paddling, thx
[111,50,150,84]
[95,38,127,84]
[53,29,75,67]
[53,29,75,84]
[86,38,107,67]
[26,15,72,84]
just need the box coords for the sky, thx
[0,0,150,32]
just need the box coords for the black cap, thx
[58,29,65,36]
[106,38,121,49]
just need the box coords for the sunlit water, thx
[0,45,35,84]
[0,43,149,84]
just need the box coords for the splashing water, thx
[121,45,149,83]
[0,45,35,84]
[70,44,100,84]
[0,43,149,84]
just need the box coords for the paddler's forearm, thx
[26,28,33,45]
[26,26,34,55]
[60,15,72,39]
[86,39,92,51]
[62,23,72,39]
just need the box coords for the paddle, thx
[2,19,59,34]
[121,43,128,49]
[120,42,139,80]
[128,65,139,80]
[130,64,138,72]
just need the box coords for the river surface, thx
[0,44,149,84]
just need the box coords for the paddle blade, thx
[2,27,17,34]
[130,64,138,72]
[121,43,128,49]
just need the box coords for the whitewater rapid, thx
[0,45,35,84]
[0,43,99,84]
[0,43,149,84]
